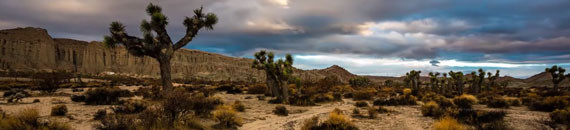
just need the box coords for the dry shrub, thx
[432,117,466,130]
[353,88,376,100]
[96,114,137,130]
[162,89,194,122]
[312,93,335,103]
[247,84,267,94]
[355,101,369,107]
[94,109,106,120]
[403,88,412,96]
[70,95,85,102]
[233,101,246,112]
[0,108,70,130]
[84,87,132,105]
[302,110,359,130]
[289,95,315,106]
[422,101,443,117]
[32,71,72,93]
[273,105,289,116]
[529,96,569,112]
[550,107,570,127]
[453,94,478,109]
[486,97,509,108]
[51,104,68,116]
[373,95,417,106]
[112,100,148,114]
[212,105,243,129]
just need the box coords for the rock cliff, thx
[0,27,356,82]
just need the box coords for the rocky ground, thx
[0,86,554,130]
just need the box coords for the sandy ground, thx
[0,87,554,130]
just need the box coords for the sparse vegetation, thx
[453,94,478,109]
[273,105,289,116]
[233,101,246,112]
[432,117,466,130]
[51,104,68,116]
[0,108,71,130]
[301,110,359,130]
[212,105,243,129]
[84,87,133,105]
[355,101,369,107]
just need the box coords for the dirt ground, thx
[0,87,554,130]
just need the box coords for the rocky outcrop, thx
[0,27,356,82]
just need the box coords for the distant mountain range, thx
[0,27,565,87]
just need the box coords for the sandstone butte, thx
[0,27,356,83]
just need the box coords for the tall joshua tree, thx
[103,4,218,91]
[406,70,421,94]
[252,50,294,103]
[428,72,440,93]
[545,65,567,89]
[486,70,500,91]
[449,71,465,95]
[469,69,485,94]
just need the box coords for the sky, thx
[1,0,570,78]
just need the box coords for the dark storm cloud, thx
[1,0,570,63]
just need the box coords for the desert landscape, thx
[1,1,570,130]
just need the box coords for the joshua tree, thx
[441,73,449,94]
[406,70,421,94]
[449,71,465,95]
[428,72,440,93]
[486,70,500,91]
[545,65,568,89]
[103,4,218,91]
[469,69,485,94]
[252,50,294,103]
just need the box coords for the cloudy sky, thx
[1,0,570,78]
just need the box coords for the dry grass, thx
[213,105,243,129]
[432,117,466,130]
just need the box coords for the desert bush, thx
[550,107,570,127]
[355,101,369,107]
[176,116,209,130]
[289,95,315,106]
[312,93,335,103]
[453,94,478,109]
[33,99,40,103]
[353,88,376,100]
[351,108,363,118]
[316,76,342,92]
[528,96,569,112]
[212,105,243,129]
[376,106,391,113]
[367,107,378,119]
[349,76,371,87]
[51,105,68,116]
[216,84,243,94]
[162,90,193,122]
[189,93,223,117]
[247,84,267,94]
[32,71,72,93]
[507,98,521,106]
[70,95,86,102]
[94,109,106,120]
[233,101,246,112]
[403,88,412,96]
[422,101,443,117]
[4,89,30,103]
[432,117,466,130]
[112,100,148,114]
[96,114,137,130]
[486,97,510,108]
[273,105,289,116]
[0,108,71,130]
[374,95,417,106]
[302,110,359,130]
[84,87,132,105]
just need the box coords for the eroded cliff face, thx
[0,27,355,82]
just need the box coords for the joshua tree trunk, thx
[158,54,173,91]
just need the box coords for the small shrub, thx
[289,95,315,106]
[421,101,442,117]
[247,84,266,94]
[528,96,569,112]
[403,88,412,96]
[32,71,72,93]
[508,99,521,106]
[273,105,289,116]
[320,111,359,130]
[112,100,148,114]
[550,107,570,127]
[353,88,376,100]
[212,105,243,129]
[351,108,363,118]
[0,108,70,130]
[96,114,137,130]
[487,97,510,108]
[432,117,466,130]
[355,101,369,107]
[301,116,320,130]
[51,105,68,116]
[367,107,378,119]
[84,87,132,105]
[33,99,40,103]
[94,109,106,120]
[453,94,478,109]
[312,93,335,103]
[70,95,85,102]
[349,76,371,87]
[233,101,246,112]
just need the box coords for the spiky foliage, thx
[349,76,372,87]
[469,69,485,94]
[449,71,465,95]
[252,50,294,103]
[406,70,421,94]
[429,72,441,93]
[545,65,567,89]
[441,73,450,94]
[104,3,217,91]
[486,70,500,91]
